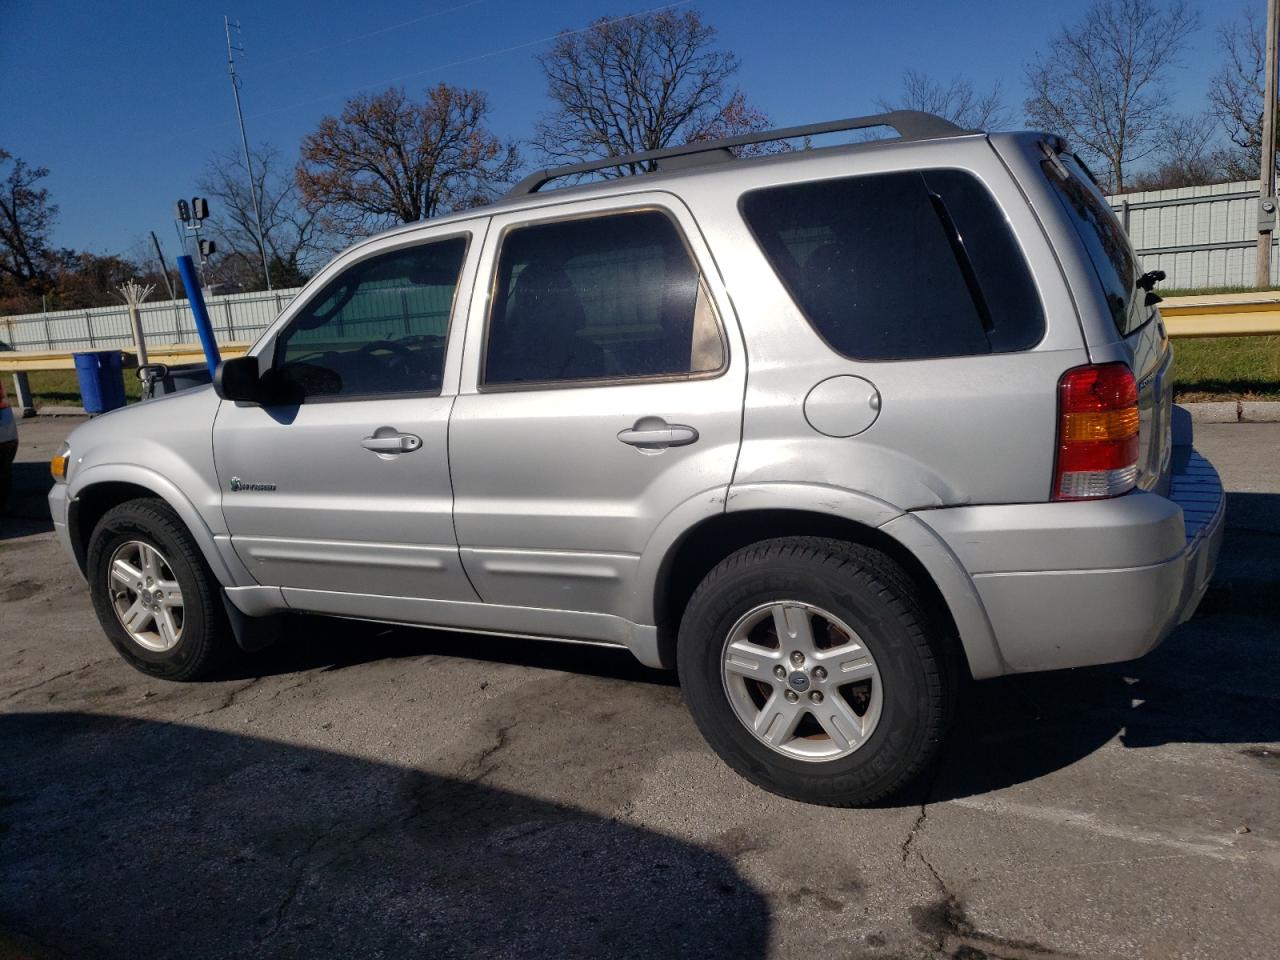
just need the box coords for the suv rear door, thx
[448,192,745,624]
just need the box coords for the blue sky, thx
[0,0,1255,261]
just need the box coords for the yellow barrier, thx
[1158,293,1280,338]
[0,342,250,373]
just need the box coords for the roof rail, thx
[506,110,970,197]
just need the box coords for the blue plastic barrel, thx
[72,350,127,414]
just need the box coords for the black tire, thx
[86,498,233,681]
[677,537,958,807]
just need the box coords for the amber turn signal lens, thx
[1060,407,1140,442]
[50,455,68,481]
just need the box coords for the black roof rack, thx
[506,110,970,197]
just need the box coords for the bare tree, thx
[688,91,793,156]
[877,70,1011,130]
[533,9,773,174]
[297,84,518,238]
[0,148,56,290]
[43,250,161,310]
[1024,0,1199,192]
[199,143,328,289]
[1126,113,1224,191]
[1207,6,1277,182]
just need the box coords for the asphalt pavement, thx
[1,414,1277,960]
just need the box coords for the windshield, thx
[1044,152,1144,336]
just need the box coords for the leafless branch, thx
[533,9,774,175]
[1024,0,1199,191]
[198,143,333,289]
[296,84,519,240]
[1207,6,1277,181]
[877,71,1011,130]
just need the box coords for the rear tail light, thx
[1053,362,1139,501]
[0,379,8,409]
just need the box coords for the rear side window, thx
[483,209,725,387]
[739,169,1044,361]
[1042,153,1142,336]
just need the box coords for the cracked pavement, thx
[1,416,1278,959]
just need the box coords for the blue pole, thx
[176,254,221,373]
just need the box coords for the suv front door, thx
[449,193,745,628]
[213,225,483,607]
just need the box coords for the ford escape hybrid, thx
[49,112,1224,806]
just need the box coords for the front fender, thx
[69,462,253,588]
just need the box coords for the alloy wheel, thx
[720,601,883,761]
[107,540,185,652]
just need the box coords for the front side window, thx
[273,236,467,401]
[482,209,725,387]
[740,169,1045,361]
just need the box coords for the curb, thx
[29,405,89,418]
[1181,400,1280,423]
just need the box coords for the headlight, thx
[50,441,71,482]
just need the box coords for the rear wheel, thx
[677,537,957,806]
[87,498,233,681]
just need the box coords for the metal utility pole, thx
[224,16,273,290]
[150,231,177,299]
[1257,0,1279,287]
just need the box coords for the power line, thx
[85,236,152,263]
[256,1,694,118]
[148,1,692,146]
[255,0,488,70]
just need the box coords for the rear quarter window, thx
[1041,153,1143,337]
[739,169,1044,361]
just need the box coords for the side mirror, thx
[214,355,261,403]
[1136,269,1166,292]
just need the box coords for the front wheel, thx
[677,537,958,806]
[87,498,234,681]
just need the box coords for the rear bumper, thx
[916,448,1225,674]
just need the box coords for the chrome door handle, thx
[617,419,699,450]
[361,432,422,454]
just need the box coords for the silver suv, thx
[48,112,1225,806]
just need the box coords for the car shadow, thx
[0,711,770,960]
[1,461,54,538]
[240,614,677,688]
[246,494,1279,809]
[923,490,1280,804]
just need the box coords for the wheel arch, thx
[652,507,1006,679]
[68,466,245,588]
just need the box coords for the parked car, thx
[48,112,1224,806]
[0,377,16,511]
